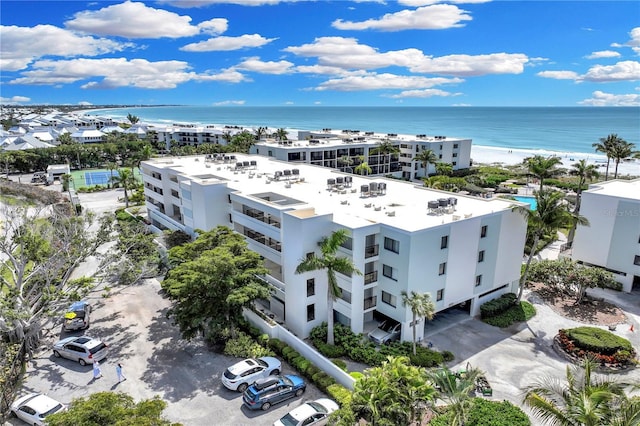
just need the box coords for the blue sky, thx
[1,0,639,107]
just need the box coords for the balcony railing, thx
[363,296,377,310]
[364,244,379,258]
[364,271,378,284]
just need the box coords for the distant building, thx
[572,178,640,292]
[141,154,527,341]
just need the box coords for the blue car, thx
[242,375,306,411]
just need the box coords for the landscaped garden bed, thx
[554,326,636,371]
[480,293,536,328]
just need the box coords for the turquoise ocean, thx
[87,106,639,156]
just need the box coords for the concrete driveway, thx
[9,279,326,426]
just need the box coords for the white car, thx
[221,356,281,392]
[52,336,108,366]
[273,398,339,426]
[11,393,66,426]
[367,319,401,345]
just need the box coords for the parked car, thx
[273,398,339,426]
[221,356,281,392]
[10,393,66,426]
[63,301,91,331]
[52,336,108,366]
[367,319,401,345]
[242,375,306,411]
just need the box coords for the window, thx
[439,262,446,275]
[481,225,488,238]
[381,291,397,307]
[440,235,449,249]
[383,264,397,281]
[475,275,482,287]
[384,237,400,253]
[227,194,232,203]
[478,250,485,262]
[452,161,457,166]
[307,304,315,322]
[307,279,315,297]
[340,236,353,250]
[453,153,458,157]
[436,289,444,301]
[634,255,640,266]
[453,143,459,149]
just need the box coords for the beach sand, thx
[471,145,640,178]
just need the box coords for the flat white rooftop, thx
[147,154,518,232]
[586,178,640,200]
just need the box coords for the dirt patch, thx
[528,282,627,326]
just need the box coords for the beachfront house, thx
[250,129,472,181]
[141,153,526,341]
[571,178,640,292]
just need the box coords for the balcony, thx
[364,271,378,285]
[363,296,377,310]
[364,244,379,258]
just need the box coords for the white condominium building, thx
[572,178,640,292]
[141,154,526,340]
[250,129,472,181]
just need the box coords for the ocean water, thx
[87,106,639,156]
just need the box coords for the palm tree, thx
[592,134,621,181]
[401,291,435,355]
[609,139,635,179]
[370,139,399,174]
[524,155,563,193]
[415,149,438,178]
[275,128,288,141]
[295,230,361,345]
[567,160,599,246]
[106,162,118,189]
[253,126,267,141]
[338,155,354,173]
[512,190,588,301]
[355,160,372,176]
[221,131,233,145]
[523,357,634,426]
[57,133,74,145]
[111,168,137,208]
[426,365,482,426]
[126,113,140,125]
[435,162,453,176]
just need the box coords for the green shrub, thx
[326,384,352,406]
[284,349,300,363]
[223,331,275,358]
[306,365,320,378]
[268,338,286,354]
[332,358,347,371]
[293,356,311,372]
[431,398,530,426]
[282,346,294,358]
[409,348,444,368]
[442,351,455,362]
[483,301,536,327]
[315,341,346,358]
[349,372,363,380]
[480,293,517,318]
[565,326,633,355]
[317,375,336,392]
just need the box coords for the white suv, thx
[221,357,281,392]
[53,336,108,366]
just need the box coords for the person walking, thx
[116,363,126,382]
[92,360,102,379]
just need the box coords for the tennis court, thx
[69,168,142,189]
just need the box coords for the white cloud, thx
[196,68,250,83]
[0,24,130,71]
[387,88,462,98]
[585,51,621,59]
[626,27,640,54]
[578,90,640,106]
[181,34,277,52]
[0,95,30,104]
[197,18,229,35]
[78,101,93,106]
[235,57,294,74]
[285,37,528,76]
[313,72,463,91]
[332,4,472,31]
[212,100,246,105]
[8,57,197,88]
[295,65,362,76]
[159,0,290,7]
[65,1,201,38]
[537,70,580,80]
[581,61,640,82]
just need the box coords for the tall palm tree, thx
[221,131,233,145]
[426,366,482,426]
[370,139,399,174]
[338,155,354,173]
[415,149,438,178]
[401,291,435,355]
[523,357,635,426]
[592,134,621,181]
[524,155,563,193]
[111,168,137,208]
[106,162,118,189]
[567,160,599,246]
[355,161,372,176]
[295,230,361,345]
[512,190,588,301]
[126,113,140,125]
[253,126,267,141]
[275,128,288,141]
[609,139,635,179]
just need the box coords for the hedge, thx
[480,293,517,319]
[483,302,536,328]
[564,327,633,355]
[430,398,531,426]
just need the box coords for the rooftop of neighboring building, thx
[585,178,640,201]
[144,154,521,232]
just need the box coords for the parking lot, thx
[9,279,326,426]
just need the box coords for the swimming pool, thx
[513,196,537,210]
